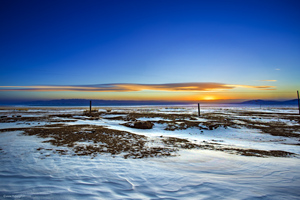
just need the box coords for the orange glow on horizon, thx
[0,83,296,101]
[202,96,217,101]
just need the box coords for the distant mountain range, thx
[0,98,299,106]
[238,99,299,105]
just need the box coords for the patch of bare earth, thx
[161,137,296,158]
[1,108,299,159]
[105,112,196,121]
[229,111,300,138]
[22,123,296,159]
[23,125,177,159]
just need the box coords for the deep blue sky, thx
[0,0,299,101]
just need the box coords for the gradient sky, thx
[0,0,299,102]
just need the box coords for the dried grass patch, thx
[23,125,177,159]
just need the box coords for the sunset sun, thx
[202,96,216,101]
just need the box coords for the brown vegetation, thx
[23,125,177,159]
[1,107,299,159]
[122,121,154,129]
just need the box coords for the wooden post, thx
[89,100,91,113]
[198,103,200,116]
[297,91,300,115]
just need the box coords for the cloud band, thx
[0,82,276,92]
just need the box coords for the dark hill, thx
[240,99,298,105]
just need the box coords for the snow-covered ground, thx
[0,106,300,199]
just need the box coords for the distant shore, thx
[0,98,298,107]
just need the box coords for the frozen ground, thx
[0,105,300,199]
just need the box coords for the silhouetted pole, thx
[198,103,200,116]
[297,91,300,115]
[90,100,92,113]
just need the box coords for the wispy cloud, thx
[258,80,277,82]
[225,84,276,90]
[0,82,276,92]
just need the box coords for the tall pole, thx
[90,100,92,113]
[198,103,200,116]
[297,91,300,115]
